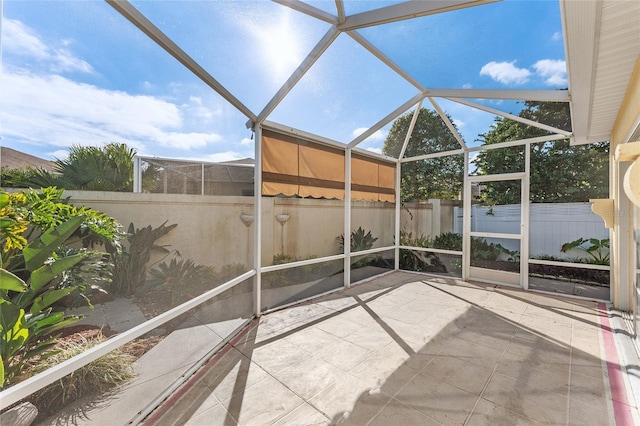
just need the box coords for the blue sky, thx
[0,0,566,162]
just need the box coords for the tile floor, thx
[146,271,631,425]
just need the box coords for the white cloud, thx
[351,127,387,142]
[3,19,50,59]
[49,150,69,160]
[480,61,531,85]
[552,32,562,41]
[0,72,223,151]
[533,59,567,86]
[452,119,464,129]
[3,18,93,74]
[156,132,222,149]
[366,147,382,154]
[200,152,246,162]
[462,83,472,89]
[240,137,253,146]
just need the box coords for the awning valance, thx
[262,129,395,202]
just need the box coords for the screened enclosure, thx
[1,0,639,423]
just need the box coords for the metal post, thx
[133,156,141,192]
[521,145,531,290]
[462,152,470,281]
[344,148,352,287]
[394,160,401,271]
[253,124,263,316]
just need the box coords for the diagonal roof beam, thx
[348,30,425,92]
[399,100,423,160]
[428,97,467,150]
[335,0,346,24]
[106,0,257,122]
[348,93,423,148]
[254,27,340,125]
[446,97,572,136]
[338,0,499,31]
[424,88,569,102]
[273,0,338,25]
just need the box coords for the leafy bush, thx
[470,237,504,262]
[146,258,215,305]
[338,227,378,253]
[147,258,214,289]
[399,231,430,248]
[431,232,462,251]
[107,222,177,295]
[0,217,88,387]
[0,188,122,388]
[561,237,610,265]
[273,253,297,265]
[2,188,122,272]
[399,231,437,272]
[218,263,247,282]
[9,143,136,192]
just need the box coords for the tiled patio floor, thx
[146,271,633,425]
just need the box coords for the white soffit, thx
[563,0,640,145]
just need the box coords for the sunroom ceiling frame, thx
[255,27,340,125]
[446,97,573,136]
[108,0,593,158]
[106,0,257,123]
[272,0,338,24]
[337,0,499,31]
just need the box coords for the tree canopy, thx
[473,101,609,205]
[4,143,136,192]
[382,108,464,201]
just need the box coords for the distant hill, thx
[0,147,55,171]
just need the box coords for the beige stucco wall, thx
[65,191,454,270]
[610,57,640,311]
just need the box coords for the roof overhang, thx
[562,0,640,145]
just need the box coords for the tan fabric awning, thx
[262,129,395,202]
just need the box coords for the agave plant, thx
[338,227,379,253]
[107,221,177,295]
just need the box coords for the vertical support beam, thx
[462,152,471,281]
[394,160,401,271]
[133,156,141,192]
[613,161,633,309]
[521,145,531,290]
[430,198,441,237]
[344,148,352,287]
[253,125,263,316]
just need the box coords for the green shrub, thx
[398,231,434,271]
[1,217,88,387]
[107,222,177,295]
[431,232,462,251]
[561,237,610,265]
[338,227,378,253]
